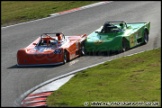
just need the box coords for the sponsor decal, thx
[94,40,103,45]
[130,35,135,47]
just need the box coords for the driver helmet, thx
[120,22,125,29]
[56,33,63,40]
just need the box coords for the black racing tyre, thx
[121,38,127,52]
[63,51,67,64]
[80,43,86,56]
[143,30,149,44]
[116,38,129,54]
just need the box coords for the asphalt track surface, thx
[1,1,161,106]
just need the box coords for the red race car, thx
[17,32,87,66]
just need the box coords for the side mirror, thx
[33,43,37,45]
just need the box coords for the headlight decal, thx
[54,49,62,54]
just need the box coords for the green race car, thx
[83,21,150,55]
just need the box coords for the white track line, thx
[14,49,149,107]
[2,1,113,29]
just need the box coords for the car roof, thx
[40,32,64,38]
[104,21,125,25]
[41,32,63,36]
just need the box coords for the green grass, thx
[47,48,161,107]
[1,1,98,26]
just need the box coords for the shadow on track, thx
[7,63,63,69]
[84,44,146,57]
[8,45,144,69]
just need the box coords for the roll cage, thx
[37,33,66,46]
[100,21,128,33]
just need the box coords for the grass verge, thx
[1,1,98,26]
[47,48,161,107]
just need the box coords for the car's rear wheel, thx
[143,30,149,44]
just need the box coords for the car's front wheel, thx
[121,38,127,52]
[117,38,129,53]
[143,30,149,44]
[63,51,67,64]
[80,43,86,56]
